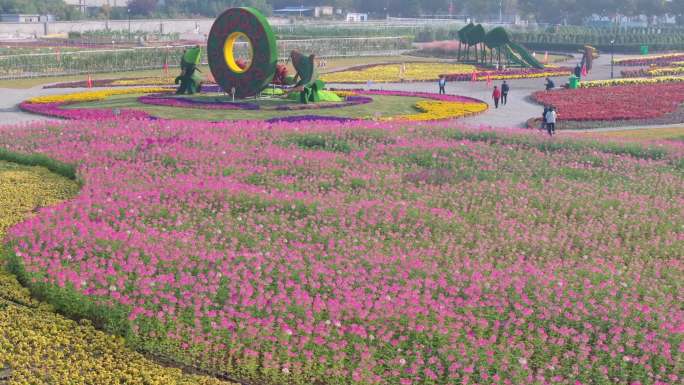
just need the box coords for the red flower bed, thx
[532,83,684,121]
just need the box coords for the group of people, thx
[491,81,510,108]
[437,76,511,108]
[437,74,561,135]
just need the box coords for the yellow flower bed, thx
[27,88,173,104]
[386,100,488,121]
[112,77,175,86]
[646,66,684,77]
[579,76,684,88]
[0,160,232,385]
[321,63,476,83]
[333,90,358,97]
[483,70,571,80]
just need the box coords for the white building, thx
[346,13,368,22]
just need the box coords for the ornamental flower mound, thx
[533,82,684,121]
[1,120,682,385]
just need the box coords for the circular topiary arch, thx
[207,7,278,98]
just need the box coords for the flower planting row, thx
[1,120,682,385]
[621,61,684,78]
[579,76,684,88]
[321,62,571,84]
[533,82,684,121]
[614,53,684,67]
[321,63,477,83]
[441,66,572,82]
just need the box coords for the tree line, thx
[1,0,683,24]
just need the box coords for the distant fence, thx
[0,37,411,79]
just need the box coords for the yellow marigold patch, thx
[27,87,173,104]
[646,66,684,77]
[386,100,488,121]
[321,63,476,83]
[111,77,176,86]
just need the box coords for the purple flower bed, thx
[265,115,358,123]
[19,101,152,120]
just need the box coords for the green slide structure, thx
[505,44,528,67]
[507,42,544,69]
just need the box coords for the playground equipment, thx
[457,24,544,69]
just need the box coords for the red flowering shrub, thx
[532,83,684,121]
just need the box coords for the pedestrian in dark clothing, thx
[492,86,501,109]
[501,81,509,105]
[545,77,555,91]
[545,107,557,136]
[574,64,582,78]
[438,76,447,95]
[541,105,549,131]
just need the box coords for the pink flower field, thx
[1,119,683,385]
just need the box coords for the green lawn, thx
[66,93,424,121]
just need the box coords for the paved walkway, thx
[0,85,75,125]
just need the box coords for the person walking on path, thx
[438,76,447,94]
[492,86,501,109]
[541,105,550,131]
[545,77,555,91]
[545,106,557,136]
[501,81,510,105]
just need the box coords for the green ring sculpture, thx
[207,7,277,98]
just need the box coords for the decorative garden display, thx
[174,46,202,95]
[288,50,325,104]
[453,24,543,69]
[206,7,278,98]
